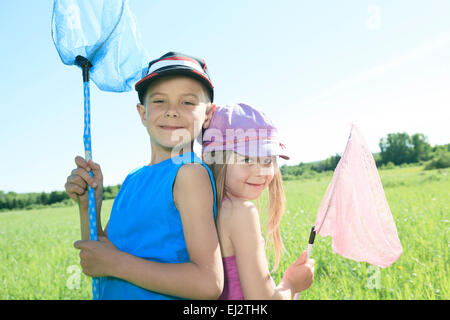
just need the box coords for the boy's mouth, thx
[159,125,184,131]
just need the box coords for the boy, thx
[65,52,223,300]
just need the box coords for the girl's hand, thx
[73,236,119,277]
[282,250,315,294]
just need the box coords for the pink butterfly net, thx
[313,123,403,268]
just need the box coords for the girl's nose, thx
[254,161,274,177]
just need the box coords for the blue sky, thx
[0,0,449,193]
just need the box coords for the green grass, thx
[263,166,449,300]
[0,201,113,299]
[0,166,448,299]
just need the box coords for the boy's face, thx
[137,75,214,151]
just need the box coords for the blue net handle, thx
[82,80,100,300]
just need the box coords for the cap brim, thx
[235,140,290,160]
[135,67,214,103]
[203,140,290,160]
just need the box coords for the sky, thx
[0,0,449,193]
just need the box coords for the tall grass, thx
[0,202,113,299]
[0,166,448,299]
[262,166,449,300]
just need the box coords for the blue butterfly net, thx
[51,0,148,92]
[52,0,149,300]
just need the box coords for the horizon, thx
[1,134,446,194]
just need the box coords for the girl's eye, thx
[244,158,254,164]
[263,158,273,165]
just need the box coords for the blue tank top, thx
[99,152,217,300]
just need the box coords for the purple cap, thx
[202,103,289,160]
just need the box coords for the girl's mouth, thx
[246,182,264,188]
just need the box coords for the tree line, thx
[0,185,121,212]
[282,132,449,180]
[1,132,448,212]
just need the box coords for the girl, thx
[202,103,315,299]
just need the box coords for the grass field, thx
[0,166,448,299]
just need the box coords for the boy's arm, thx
[106,163,223,299]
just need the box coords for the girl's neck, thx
[224,192,262,212]
[224,192,252,203]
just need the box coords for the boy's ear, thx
[203,104,216,129]
[136,103,147,126]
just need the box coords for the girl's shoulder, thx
[218,197,261,257]
[217,199,261,257]
[219,198,259,227]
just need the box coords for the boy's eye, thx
[182,101,196,106]
[152,99,165,104]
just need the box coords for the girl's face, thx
[225,152,276,200]
[137,75,213,150]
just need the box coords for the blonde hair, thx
[205,150,286,272]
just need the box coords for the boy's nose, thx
[164,108,179,118]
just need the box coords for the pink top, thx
[218,255,244,300]
[218,238,267,300]
[218,195,244,300]
[218,196,268,300]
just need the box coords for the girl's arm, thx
[93,163,223,299]
[226,200,295,300]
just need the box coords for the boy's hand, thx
[282,250,315,294]
[65,156,103,210]
[73,236,119,277]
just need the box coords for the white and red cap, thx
[135,51,214,104]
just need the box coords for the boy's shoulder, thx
[128,165,146,176]
[173,162,215,213]
[176,162,210,181]
[119,165,146,187]
[173,162,213,196]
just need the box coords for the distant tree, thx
[379,132,413,165]
[425,148,450,170]
[48,191,69,204]
[326,153,341,171]
[410,133,432,163]
[39,192,49,205]
[431,143,450,155]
